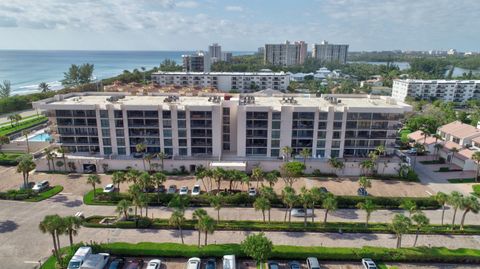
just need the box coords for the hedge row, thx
[0,185,63,202]
[91,242,480,263]
[85,190,441,210]
[0,152,24,166]
[84,216,480,235]
[0,116,47,136]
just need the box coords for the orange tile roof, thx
[408,131,438,145]
[457,148,475,161]
[438,121,480,139]
[441,141,462,151]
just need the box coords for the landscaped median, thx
[0,185,63,202]
[83,189,441,210]
[40,242,480,269]
[0,115,47,137]
[83,215,480,235]
[0,152,25,165]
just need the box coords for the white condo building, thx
[392,79,480,103]
[151,72,290,92]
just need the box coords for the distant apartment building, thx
[208,43,222,63]
[221,52,233,62]
[392,79,480,103]
[151,72,290,92]
[264,41,308,66]
[182,52,211,72]
[312,40,349,64]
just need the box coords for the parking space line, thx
[425,191,433,195]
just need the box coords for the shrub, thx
[439,167,450,172]
[473,185,480,196]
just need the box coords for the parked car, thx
[146,259,162,269]
[186,258,201,269]
[125,259,144,269]
[103,184,115,193]
[144,185,156,193]
[361,258,377,269]
[291,208,314,217]
[206,259,216,269]
[67,246,92,269]
[288,261,301,269]
[108,258,125,269]
[167,185,177,194]
[133,152,143,158]
[179,186,189,195]
[157,185,166,193]
[79,253,109,269]
[357,187,368,196]
[267,261,279,269]
[306,257,320,269]
[222,255,236,269]
[32,180,49,192]
[192,184,201,196]
[406,148,417,155]
[319,187,329,193]
[248,187,257,197]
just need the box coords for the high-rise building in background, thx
[264,40,308,66]
[221,52,233,62]
[312,40,349,64]
[257,47,265,56]
[182,51,211,72]
[208,43,222,63]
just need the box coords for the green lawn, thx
[26,186,64,202]
[448,178,477,184]
[0,114,42,127]
[0,185,63,202]
[0,152,25,165]
[0,115,47,136]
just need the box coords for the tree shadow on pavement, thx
[323,232,379,241]
[0,220,19,233]
[169,229,194,238]
[331,210,359,220]
[48,194,82,207]
[283,231,307,238]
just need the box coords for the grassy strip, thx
[0,152,25,165]
[448,178,477,184]
[83,216,480,235]
[0,185,63,202]
[26,186,64,202]
[0,114,41,127]
[83,189,440,210]
[0,116,47,136]
[40,243,480,269]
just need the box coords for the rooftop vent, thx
[106,95,126,103]
[163,95,179,103]
[208,96,222,103]
[323,96,340,104]
[239,95,255,105]
[280,96,297,104]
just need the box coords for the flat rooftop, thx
[152,71,288,76]
[34,92,412,111]
[395,79,480,84]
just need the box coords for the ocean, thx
[0,50,252,95]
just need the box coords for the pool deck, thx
[14,129,50,142]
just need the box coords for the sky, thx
[0,0,479,52]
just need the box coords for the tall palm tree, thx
[434,143,443,161]
[46,150,55,172]
[433,134,442,143]
[264,171,278,188]
[157,151,167,171]
[126,169,141,184]
[202,215,215,246]
[309,187,323,223]
[281,146,293,162]
[22,130,30,153]
[391,214,411,248]
[14,114,22,126]
[63,216,82,247]
[112,171,126,193]
[358,176,372,190]
[39,215,63,262]
[412,212,429,247]
[86,174,101,199]
[281,186,297,223]
[128,184,142,217]
[356,199,376,227]
[360,159,375,176]
[459,196,480,230]
[169,209,186,244]
[419,127,431,147]
[144,153,155,171]
[298,186,313,227]
[16,154,36,188]
[472,152,480,182]
[328,157,344,176]
[209,195,223,223]
[193,209,208,247]
[400,199,417,217]
[38,82,51,93]
[259,186,276,223]
[115,199,132,220]
[138,193,149,217]
[58,147,68,172]
[448,191,464,228]
[7,115,16,127]
[299,148,311,165]
[139,172,152,192]
[251,167,264,188]
[152,172,166,203]
[449,147,459,164]
[322,193,338,224]
[253,196,271,223]
[434,191,448,225]
[135,143,147,170]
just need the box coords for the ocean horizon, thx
[0,50,253,95]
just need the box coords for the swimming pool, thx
[29,133,51,142]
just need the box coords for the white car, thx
[103,184,115,193]
[248,187,257,197]
[291,208,314,217]
[361,258,377,269]
[32,180,49,192]
[191,185,201,196]
[187,258,201,269]
[146,259,162,269]
[179,186,189,195]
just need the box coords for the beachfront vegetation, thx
[62,63,95,87]
[0,115,47,137]
[0,80,11,98]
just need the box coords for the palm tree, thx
[112,171,126,193]
[433,134,442,143]
[209,195,223,223]
[14,114,22,126]
[169,209,186,244]
[46,149,55,172]
[391,214,411,248]
[259,186,276,223]
[434,143,443,161]
[144,153,155,171]
[328,157,344,176]
[7,114,15,127]
[281,146,293,162]
[298,186,313,227]
[0,80,11,98]
[152,172,166,203]
[128,184,142,217]
[115,199,132,220]
[135,143,147,170]
[358,176,372,190]
[472,151,480,182]
[264,171,278,188]
[57,147,68,172]
[138,193,149,217]
[400,199,417,217]
[253,196,271,223]
[0,135,9,152]
[411,212,429,247]
[86,174,101,199]
[322,193,337,224]
[157,151,167,171]
[448,191,464,228]
[449,147,459,164]
[127,169,141,184]
[459,196,480,230]
[281,186,297,223]
[419,127,431,147]
[201,215,215,246]
[309,187,323,223]
[16,154,36,189]
[299,148,311,165]
[360,159,374,176]
[39,215,63,262]
[38,82,51,93]
[22,130,30,153]
[168,194,190,212]
[356,199,376,227]
[63,216,82,246]
[251,167,264,188]
[139,172,153,192]
[193,209,208,247]
[434,192,448,225]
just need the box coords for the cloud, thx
[176,1,199,8]
[225,5,243,12]
[0,16,17,27]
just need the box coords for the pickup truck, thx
[80,253,110,269]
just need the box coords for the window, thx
[102,138,111,146]
[272,112,281,120]
[116,139,125,146]
[334,112,343,120]
[163,120,172,128]
[114,110,123,118]
[179,148,187,156]
[177,111,186,119]
[317,140,326,148]
[271,140,280,147]
[164,139,172,147]
[102,129,110,137]
[333,131,341,139]
[333,122,343,129]
[272,121,281,129]
[103,147,112,155]
[118,147,126,155]
[319,112,328,120]
[332,140,341,148]
[178,130,187,137]
[116,129,124,137]
[318,122,327,129]
[163,130,172,137]
[331,150,340,158]
[100,110,108,118]
[271,149,280,157]
[101,119,109,127]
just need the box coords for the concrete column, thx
[211,106,222,158]
[236,106,246,157]
[123,107,131,156]
[279,106,292,149]
[324,106,334,158]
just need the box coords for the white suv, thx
[361,258,377,269]
[32,180,49,192]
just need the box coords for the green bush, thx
[0,185,63,202]
[439,167,450,172]
[0,116,48,136]
[473,185,480,196]
[0,152,24,166]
